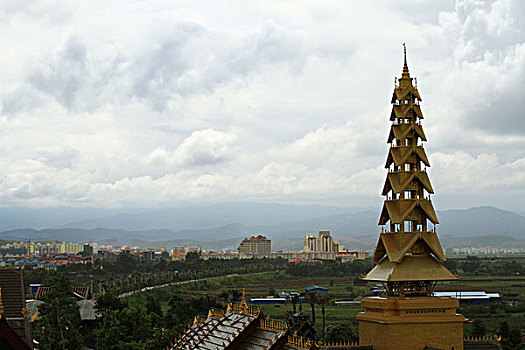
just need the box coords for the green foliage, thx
[450,256,525,276]
[26,254,525,349]
[95,292,124,313]
[498,320,523,350]
[286,260,372,278]
[325,324,357,343]
[471,320,486,337]
[33,274,83,350]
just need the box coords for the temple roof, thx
[362,254,457,282]
[171,302,288,350]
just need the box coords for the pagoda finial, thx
[240,288,247,309]
[402,43,410,79]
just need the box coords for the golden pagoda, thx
[357,45,465,350]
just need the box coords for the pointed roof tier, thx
[372,232,446,263]
[362,254,456,282]
[391,86,421,104]
[381,171,434,196]
[378,199,439,225]
[390,104,423,120]
[387,123,426,143]
[385,146,430,168]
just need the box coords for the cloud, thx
[0,0,522,210]
[434,0,525,134]
[147,129,238,168]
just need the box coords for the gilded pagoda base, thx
[357,296,465,350]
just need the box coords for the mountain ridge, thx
[0,206,523,250]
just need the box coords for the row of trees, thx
[443,256,524,276]
[24,254,289,297]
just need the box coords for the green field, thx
[130,270,524,339]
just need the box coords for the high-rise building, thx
[238,235,271,254]
[357,46,465,350]
[302,231,344,253]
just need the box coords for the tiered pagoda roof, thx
[362,46,458,296]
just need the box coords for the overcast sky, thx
[0,0,524,211]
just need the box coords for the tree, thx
[95,292,123,313]
[318,295,330,335]
[306,291,318,324]
[498,321,522,350]
[325,324,356,343]
[34,275,83,350]
[291,294,300,314]
[471,320,485,337]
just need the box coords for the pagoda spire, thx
[402,43,409,75]
[240,288,248,310]
[361,48,457,297]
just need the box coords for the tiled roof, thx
[171,306,287,350]
[0,269,25,319]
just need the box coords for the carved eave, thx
[387,124,427,143]
[378,199,439,225]
[362,254,457,282]
[372,232,446,263]
[390,104,423,121]
[381,171,434,196]
[385,147,430,168]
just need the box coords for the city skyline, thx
[0,1,524,211]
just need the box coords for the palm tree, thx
[306,291,318,324]
[318,295,330,335]
[291,294,300,313]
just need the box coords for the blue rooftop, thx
[305,285,328,291]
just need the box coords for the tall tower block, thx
[356,46,465,350]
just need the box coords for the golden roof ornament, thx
[240,288,248,310]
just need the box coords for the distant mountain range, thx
[0,204,523,251]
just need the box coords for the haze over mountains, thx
[0,203,523,251]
